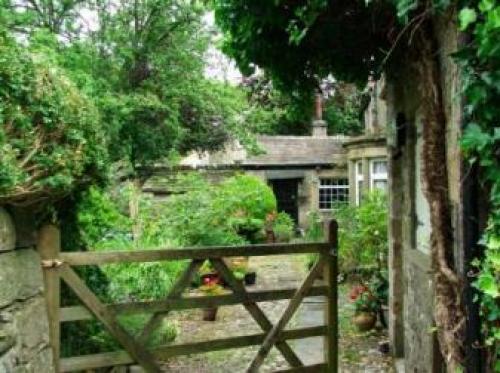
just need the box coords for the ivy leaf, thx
[462,123,491,152]
[476,273,499,298]
[459,8,477,30]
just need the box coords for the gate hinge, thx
[41,259,64,268]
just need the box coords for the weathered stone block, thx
[0,249,43,308]
[0,208,15,252]
[15,297,50,362]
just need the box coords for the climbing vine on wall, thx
[458,0,500,369]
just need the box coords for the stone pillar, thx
[0,207,54,372]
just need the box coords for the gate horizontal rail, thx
[39,220,338,373]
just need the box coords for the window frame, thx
[318,178,349,211]
[355,161,364,206]
[370,159,388,192]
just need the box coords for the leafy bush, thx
[0,34,107,204]
[75,174,277,301]
[334,191,388,275]
[272,212,295,243]
[160,174,277,246]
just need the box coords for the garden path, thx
[161,254,393,372]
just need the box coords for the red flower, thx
[349,285,369,301]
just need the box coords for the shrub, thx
[76,188,188,301]
[159,173,277,246]
[272,212,295,242]
[304,211,325,269]
[334,190,388,275]
[0,34,107,204]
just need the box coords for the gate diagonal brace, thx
[59,264,162,373]
[210,258,304,369]
[247,257,326,373]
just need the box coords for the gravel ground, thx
[158,255,393,372]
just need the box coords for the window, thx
[355,161,364,206]
[370,159,388,192]
[319,178,349,210]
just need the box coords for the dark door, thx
[269,179,300,224]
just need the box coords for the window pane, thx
[318,178,349,210]
[372,160,387,174]
[374,180,388,191]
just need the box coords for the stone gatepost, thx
[0,207,54,372]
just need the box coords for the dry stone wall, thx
[0,207,53,373]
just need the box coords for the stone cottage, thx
[145,93,388,228]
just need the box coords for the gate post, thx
[323,219,338,373]
[38,225,61,372]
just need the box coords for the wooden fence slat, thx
[60,326,326,371]
[139,259,203,344]
[324,219,339,373]
[60,351,133,372]
[155,325,327,359]
[60,242,330,266]
[211,258,303,368]
[59,265,161,373]
[274,364,327,373]
[60,286,329,322]
[247,257,326,372]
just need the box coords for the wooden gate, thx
[39,220,338,373]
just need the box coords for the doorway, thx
[269,178,300,225]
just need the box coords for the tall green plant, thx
[334,191,388,274]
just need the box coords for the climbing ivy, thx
[458,0,500,368]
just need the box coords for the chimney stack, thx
[312,93,327,137]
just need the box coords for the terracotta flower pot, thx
[202,307,218,321]
[353,311,377,331]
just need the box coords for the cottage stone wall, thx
[386,10,462,372]
[0,207,54,372]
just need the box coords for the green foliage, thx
[0,33,107,203]
[458,0,500,363]
[272,212,295,243]
[76,186,187,302]
[76,186,130,246]
[334,191,388,274]
[324,84,365,136]
[161,174,277,246]
[213,1,396,89]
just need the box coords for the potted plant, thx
[350,284,378,331]
[199,260,220,286]
[244,268,257,286]
[199,278,225,321]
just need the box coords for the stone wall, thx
[0,207,53,372]
[386,9,462,372]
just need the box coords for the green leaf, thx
[476,273,500,298]
[459,8,477,30]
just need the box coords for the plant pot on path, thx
[244,271,256,286]
[202,307,218,321]
[353,311,377,332]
